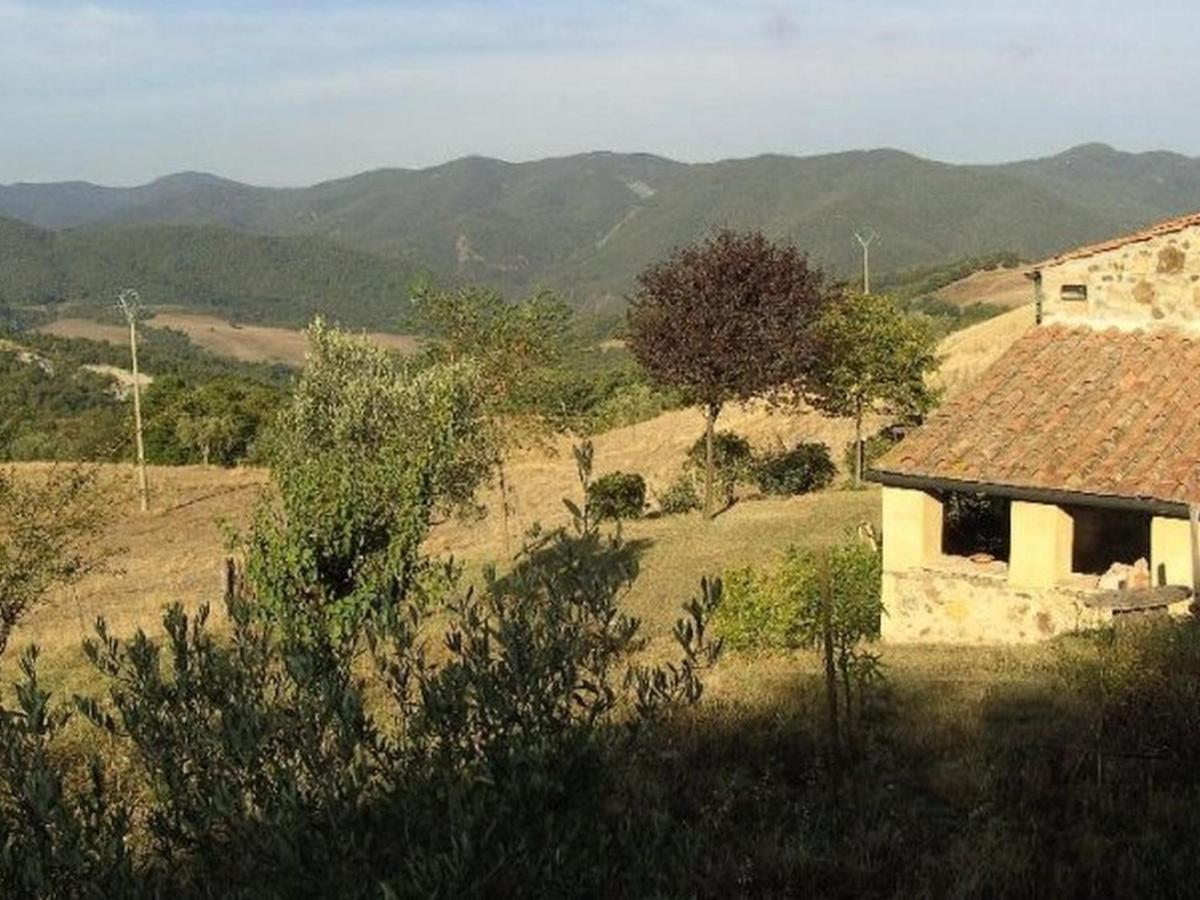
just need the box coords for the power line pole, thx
[117,288,149,512]
[853,228,877,294]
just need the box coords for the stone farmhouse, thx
[869,213,1200,642]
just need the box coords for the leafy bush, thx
[0,400,722,896]
[686,430,754,503]
[586,471,646,521]
[715,542,882,652]
[755,442,836,495]
[657,474,701,515]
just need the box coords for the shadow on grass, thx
[626,625,1200,897]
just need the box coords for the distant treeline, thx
[0,217,432,332]
[0,316,682,465]
[0,325,290,464]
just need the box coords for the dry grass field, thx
[39,312,420,366]
[11,400,875,661]
[935,265,1032,308]
[932,303,1036,395]
[9,306,1037,692]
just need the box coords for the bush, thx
[0,439,723,897]
[715,542,882,652]
[841,428,901,481]
[755,442,836,496]
[586,471,646,521]
[686,431,754,503]
[657,474,701,515]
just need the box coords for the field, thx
[932,303,1035,395]
[14,303,1035,670]
[38,311,419,366]
[934,264,1032,308]
[10,302,1198,894]
[13,399,874,663]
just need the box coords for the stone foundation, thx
[882,559,1108,643]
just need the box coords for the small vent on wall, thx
[1061,284,1088,302]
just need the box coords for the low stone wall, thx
[882,563,1109,644]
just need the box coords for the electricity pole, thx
[117,288,149,512]
[854,228,877,294]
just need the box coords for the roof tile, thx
[874,324,1200,506]
[1033,211,1200,269]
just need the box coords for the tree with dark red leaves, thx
[627,230,830,517]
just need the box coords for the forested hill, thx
[7,143,1200,318]
[0,218,429,331]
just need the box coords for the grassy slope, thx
[39,312,418,367]
[12,303,1030,671]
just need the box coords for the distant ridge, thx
[5,143,1200,317]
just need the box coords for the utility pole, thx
[854,228,877,294]
[117,288,149,512]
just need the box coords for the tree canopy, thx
[806,290,939,485]
[626,229,830,514]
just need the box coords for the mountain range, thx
[5,142,1200,326]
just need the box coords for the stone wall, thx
[1041,225,1200,331]
[882,560,1108,643]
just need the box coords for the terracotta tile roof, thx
[1033,211,1200,269]
[873,324,1200,506]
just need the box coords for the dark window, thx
[941,491,1011,562]
[1061,284,1088,302]
[1066,506,1151,575]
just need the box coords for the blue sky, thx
[2,0,1199,185]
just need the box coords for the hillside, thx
[13,302,1024,653]
[7,143,1200,317]
[934,267,1031,309]
[39,312,418,367]
[0,218,429,330]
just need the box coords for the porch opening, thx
[1066,505,1151,575]
[940,491,1011,563]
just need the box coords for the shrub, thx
[0,441,723,897]
[755,442,836,496]
[715,542,882,652]
[686,431,754,503]
[715,542,883,753]
[841,427,901,481]
[657,474,701,515]
[586,471,646,521]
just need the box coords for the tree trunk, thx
[703,402,719,519]
[819,551,842,797]
[497,456,513,558]
[853,401,864,488]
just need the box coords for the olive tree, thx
[627,230,829,516]
[806,291,939,486]
[0,465,109,658]
[415,285,571,551]
[243,318,495,640]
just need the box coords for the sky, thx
[2,0,1199,186]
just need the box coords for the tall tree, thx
[415,286,571,551]
[626,230,829,516]
[806,291,939,486]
